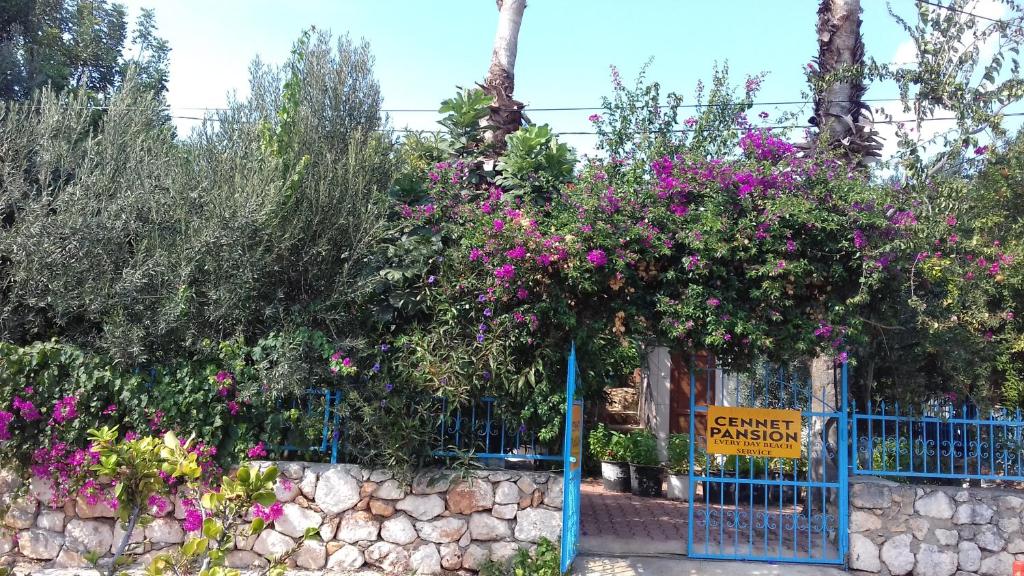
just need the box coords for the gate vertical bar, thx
[839,360,850,567]
[687,355,696,556]
[560,342,583,574]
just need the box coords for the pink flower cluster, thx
[51,396,77,424]
[247,442,268,459]
[252,501,284,522]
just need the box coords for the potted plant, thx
[625,429,663,497]
[588,424,631,492]
[666,433,690,501]
[768,456,808,504]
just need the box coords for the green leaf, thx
[202,517,223,540]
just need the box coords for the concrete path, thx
[573,554,849,576]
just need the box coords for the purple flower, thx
[493,219,505,232]
[182,508,203,532]
[385,382,394,393]
[380,343,390,352]
[247,442,268,459]
[482,371,492,381]
[252,502,283,522]
[706,297,720,307]
[372,363,381,373]
[427,275,436,284]
[0,411,13,441]
[814,322,833,339]
[506,245,527,259]
[51,396,77,424]
[483,308,493,317]
[588,114,602,122]
[476,333,485,343]
[586,249,608,267]
[853,229,867,250]
[494,264,516,282]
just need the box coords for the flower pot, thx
[701,476,735,503]
[667,473,690,501]
[629,464,663,497]
[601,461,631,492]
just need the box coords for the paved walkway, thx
[573,555,849,576]
[579,479,840,561]
[580,479,688,555]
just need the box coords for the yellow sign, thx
[569,403,583,472]
[707,406,802,458]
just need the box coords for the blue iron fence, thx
[270,388,343,461]
[853,399,1024,481]
[268,390,564,464]
[431,396,564,462]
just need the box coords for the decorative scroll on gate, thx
[560,343,583,574]
[687,359,849,566]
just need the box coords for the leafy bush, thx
[588,424,630,462]
[625,430,660,467]
[666,433,690,474]
[496,124,576,198]
[0,30,396,365]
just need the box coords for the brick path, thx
[578,478,840,560]
[579,479,688,554]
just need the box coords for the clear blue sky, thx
[120,1,1004,156]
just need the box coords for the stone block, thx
[852,481,893,509]
[849,533,881,572]
[447,479,495,515]
[915,491,955,519]
[514,508,561,543]
[415,517,468,544]
[914,543,957,576]
[881,532,914,576]
[395,494,445,521]
[315,468,361,515]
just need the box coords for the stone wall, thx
[848,476,1024,576]
[0,463,563,574]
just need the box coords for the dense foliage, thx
[1,6,1023,491]
[0,0,170,101]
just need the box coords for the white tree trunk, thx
[484,0,527,154]
[487,0,526,96]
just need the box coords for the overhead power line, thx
[15,96,914,115]
[916,0,1024,29]
[167,110,1024,136]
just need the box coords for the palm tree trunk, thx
[483,0,526,155]
[811,0,882,166]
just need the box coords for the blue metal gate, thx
[687,359,849,565]
[560,343,583,574]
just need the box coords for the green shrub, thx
[588,423,630,462]
[625,429,660,467]
[0,30,396,365]
[666,433,690,474]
